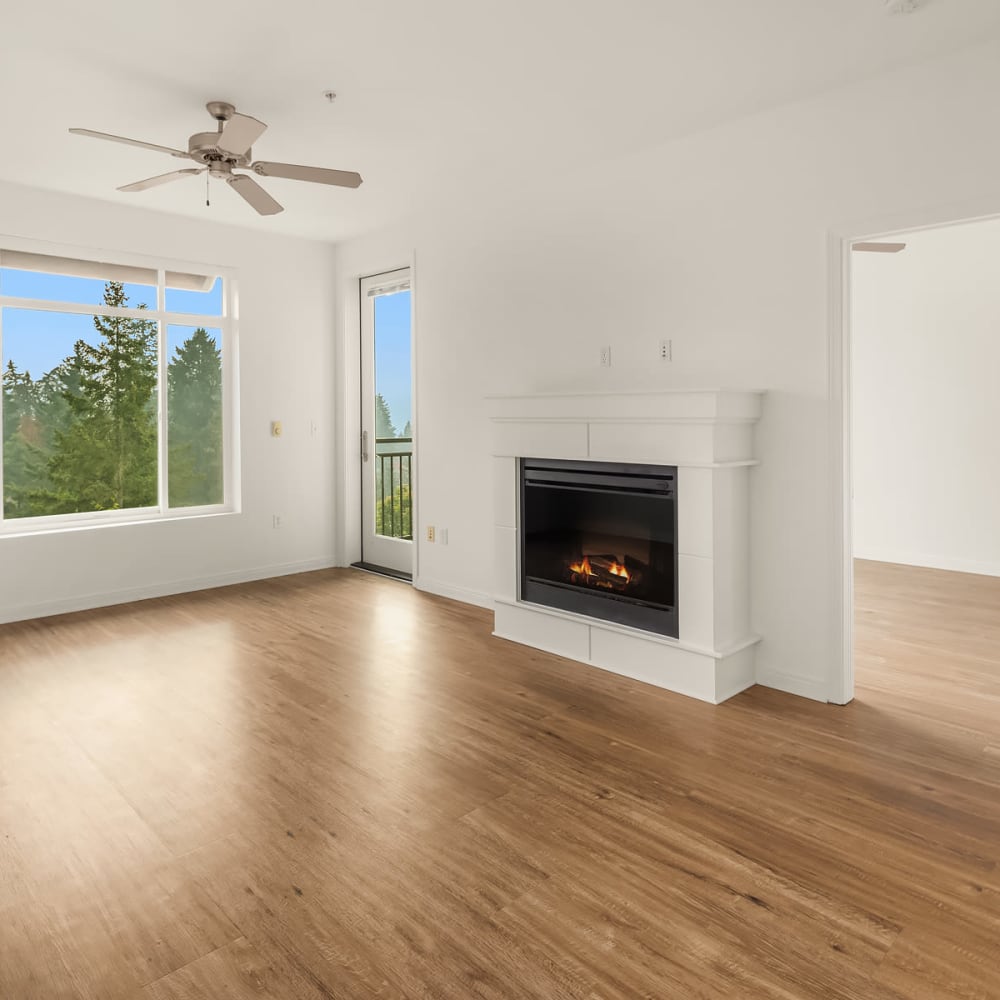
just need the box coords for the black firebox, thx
[519,458,678,638]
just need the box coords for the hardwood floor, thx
[1,560,998,998]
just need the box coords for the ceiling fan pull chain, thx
[206,170,210,208]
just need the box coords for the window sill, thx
[0,507,239,540]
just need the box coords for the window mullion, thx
[0,303,5,526]
[157,269,168,513]
[222,280,234,509]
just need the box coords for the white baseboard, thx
[715,676,757,704]
[854,547,1000,579]
[755,667,830,703]
[413,575,493,610]
[0,557,338,626]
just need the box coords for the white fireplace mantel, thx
[489,389,764,705]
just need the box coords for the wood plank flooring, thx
[1,560,998,998]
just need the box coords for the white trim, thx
[0,506,236,539]
[715,674,758,705]
[755,668,831,704]
[366,280,410,297]
[414,575,492,609]
[0,558,337,626]
[156,268,169,513]
[485,388,767,398]
[0,303,5,513]
[410,252,420,585]
[828,231,853,705]
[829,195,1000,707]
[0,231,236,287]
[224,276,241,513]
[490,417,761,426]
[0,296,222,327]
[358,264,415,576]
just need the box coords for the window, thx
[0,243,235,530]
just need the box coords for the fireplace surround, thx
[489,389,764,704]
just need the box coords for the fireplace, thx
[519,458,678,637]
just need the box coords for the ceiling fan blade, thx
[117,168,205,192]
[69,128,189,159]
[852,242,907,253]
[227,174,283,216]
[253,161,363,188]
[217,113,267,157]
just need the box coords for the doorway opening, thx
[356,268,414,579]
[847,216,1000,711]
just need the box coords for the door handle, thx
[362,429,369,462]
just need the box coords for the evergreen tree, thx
[167,328,223,507]
[375,392,397,439]
[2,360,36,446]
[2,361,50,517]
[45,282,158,512]
[401,420,412,440]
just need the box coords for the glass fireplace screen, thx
[519,458,678,637]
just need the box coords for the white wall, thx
[0,181,338,623]
[335,38,1000,702]
[853,218,1000,576]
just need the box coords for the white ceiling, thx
[2,0,998,243]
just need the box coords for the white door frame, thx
[359,266,416,574]
[828,196,1000,704]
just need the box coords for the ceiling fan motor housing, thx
[187,132,252,168]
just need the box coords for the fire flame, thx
[568,556,631,585]
[608,561,630,581]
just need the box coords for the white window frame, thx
[0,235,240,536]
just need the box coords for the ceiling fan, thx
[852,242,906,253]
[69,101,362,216]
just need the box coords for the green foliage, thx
[2,360,49,517]
[371,394,412,538]
[375,482,412,539]
[44,282,158,514]
[168,328,223,507]
[2,281,223,520]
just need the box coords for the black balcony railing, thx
[375,437,412,539]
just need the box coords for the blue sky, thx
[3,268,409,438]
[1,269,222,377]
[374,290,412,436]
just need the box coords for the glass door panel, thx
[360,269,413,574]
